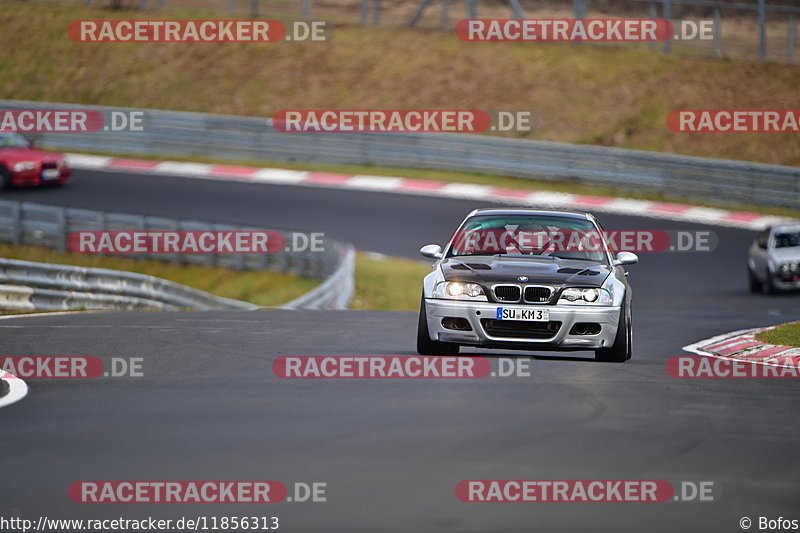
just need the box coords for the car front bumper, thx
[424,298,621,351]
[773,279,800,291]
[11,168,71,186]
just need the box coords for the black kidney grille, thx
[493,285,521,302]
[524,286,552,303]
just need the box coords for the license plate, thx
[41,168,60,180]
[496,307,549,321]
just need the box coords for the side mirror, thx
[613,251,638,266]
[420,244,443,260]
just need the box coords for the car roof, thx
[466,208,593,220]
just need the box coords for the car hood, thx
[0,147,65,163]
[770,247,800,263]
[440,255,611,288]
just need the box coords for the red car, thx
[0,132,71,188]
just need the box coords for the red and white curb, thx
[66,154,794,231]
[683,325,800,369]
[0,370,28,409]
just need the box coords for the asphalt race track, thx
[1,169,799,532]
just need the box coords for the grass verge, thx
[351,253,430,311]
[3,3,800,167]
[755,322,800,347]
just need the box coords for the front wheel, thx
[595,302,631,363]
[417,297,459,356]
[0,167,11,189]
[748,267,763,293]
[765,271,779,295]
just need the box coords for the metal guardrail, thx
[3,99,799,210]
[0,198,356,310]
[0,258,257,311]
[280,245,355,310]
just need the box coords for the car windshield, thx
[0,132,31,148]
[773,231,800,248]
[448,214,608,263]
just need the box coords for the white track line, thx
[66,153,797,231]
[0,371,28,409]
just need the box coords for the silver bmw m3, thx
[417,208,638,362]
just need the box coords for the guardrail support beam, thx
[662,0,672,54]
[409,0,433,27]
[467,0,478,20]
[758,0,766,61]
[373,0,381,26]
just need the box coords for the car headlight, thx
[558,287,612,305]
[433,281,487,300]
[12,161,37,172]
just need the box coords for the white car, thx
[748,223,800,294]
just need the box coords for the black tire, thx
[748,267,763,293]
[417,297,459,356]
[765,272,778,295]
[595,301,631,363]
[0,167,11,189]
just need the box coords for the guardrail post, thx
[360,0,368,26]
[95,211,106,257]
[11,202,21,245]
[508,0,524,19]
[758,0,766,61]
[571,0,585,43]
[136,215,148,261]
[167,219,180,263]
[409,0,433,27]
[231,247,243,270]
[468,0,478,19]
[788,13,796,60]
[649,3,657,50]
[157,0,165,8]
[302,0,310,18]
[139,0,147,10]
[55,207,67,252]
[228,0,236,13]
[573,0,586,20]
[662,0,671,54]
[713,7,721,57]
[441,0,448,29]
[250,0,258,18]
[373,0,381,25]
